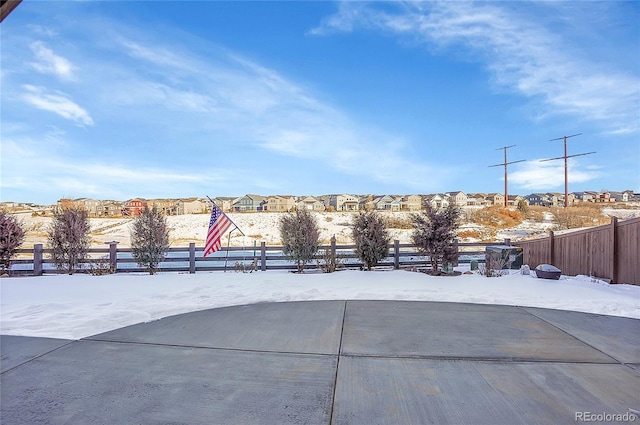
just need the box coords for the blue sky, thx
[1,1,638,205]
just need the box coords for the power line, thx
[489,145,525,207]
[540,133,596,207]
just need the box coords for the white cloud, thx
[0,137,224,201]
[21,85,93,126]
[4,13,453,201]
[311,2,640,135]
[29,41,75,80]
[104,37,445,191]
[510,159,602,191]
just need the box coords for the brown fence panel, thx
[616,217,640,285]
[555,226,610,278]
[516,217,640,285]
[517,237,549,269]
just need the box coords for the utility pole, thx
[540,133,595,207]
[489,145,525,207]
[0,0,22,23]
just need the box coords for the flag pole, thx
[224,230,232,272]
[206,196,245,236]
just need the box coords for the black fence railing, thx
[9,239,510,276]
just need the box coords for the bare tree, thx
[411,203,460,274]
[130,207,170,275]
[0,211,25,273]
[48,207,91,274]
[352,211,390,270]
[279,208,320,273]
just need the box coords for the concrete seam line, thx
[518,307,623,365]
[329,300,348,425]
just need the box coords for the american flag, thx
[203,204,233,258]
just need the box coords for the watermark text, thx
[575,411,637,422]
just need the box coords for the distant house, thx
[75,198,101,216]
[176,198,205,215]
[524,194,548,207]
[506,195,524,206]
[466,193,488,206]
[123,198,148,216]
[583,191,598,202]
[424,194,450,209]
[148,199,178,215]
[621,190,635,202]
[101,200,123,217]
[546,193,564,207]
[572,192,586,202]
[266,195,295,212]
[373,195,401,211]
[56,198,102,216]
[296,196,325,212]
[232,194,267,212]
[446,191,467,207]
[328,194,360,211]
[486,193,504,206]
[595,192,612,203]
[401,195,422,211]
[212,197,234,212]
[0,201,16,210]
[573,191,598,203]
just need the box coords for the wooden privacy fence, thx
[9,239,508,276]
[514,216,640,285]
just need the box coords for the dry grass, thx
[549,206,609,230]
[170,238,198,246]
[469,207,524,228]
[524,206,546,221]
[457,230,482,239]
[385,216,413,229]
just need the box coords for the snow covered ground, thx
[5,209,637,341]
[15,207,638,249]
[2,267,638,340]
[9,210,574,249]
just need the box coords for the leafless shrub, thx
[478,250,523,277]
[385,216,413,229]
[48,207,91,274]
[130,207,170,275]
[279,209,320,273]
[316,247,343,273]
[412,204,460,274]
[88,257,114,276]
[352,211,390,270]
[0,211,25,273]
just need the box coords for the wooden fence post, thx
[33,244,43,276]
[189,243,196,274]
[260,242,266,271]
[331,236,337,261]
[107,242,118,273]
[549,231,555,265]
[611,216,618,283]
[394,240,400,270]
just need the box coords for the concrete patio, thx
[2,300,639,424]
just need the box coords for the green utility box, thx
[485,245,523,270]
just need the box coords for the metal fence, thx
[8,239,507,276]
[514,216,640,285]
